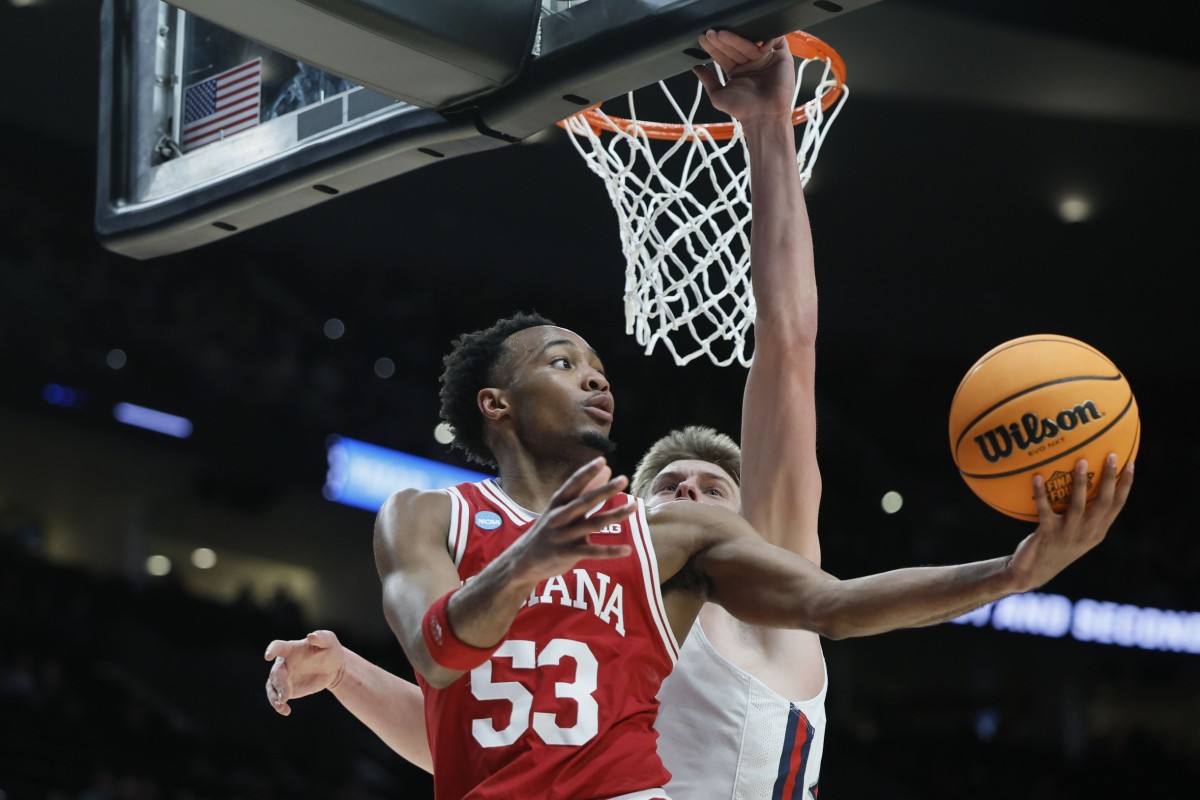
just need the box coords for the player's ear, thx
[478,387,509,422]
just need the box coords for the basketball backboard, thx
[96,0,878,259]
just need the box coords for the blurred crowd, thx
[0,539,428,800]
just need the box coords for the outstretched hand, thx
[264,629,347,716]
[507,456,635,586]
[1008,454,1134,592]
[692,29,796,124]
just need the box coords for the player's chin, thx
[579,429,617,456]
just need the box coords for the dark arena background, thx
[1,1,1198,798]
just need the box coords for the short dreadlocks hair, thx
[630,425,742,499]
[438,311,556,467]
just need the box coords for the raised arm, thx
[655,456,1133,639]
[375,457,635,688]
[695,29,821,561]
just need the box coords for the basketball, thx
[949,334,1140,521]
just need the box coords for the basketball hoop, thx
[559,31,848,367]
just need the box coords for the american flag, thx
[181,59,262,152]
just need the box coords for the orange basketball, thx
[949,334,1140,521]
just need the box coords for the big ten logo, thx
[975,400,1102,464]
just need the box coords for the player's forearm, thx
[706,538,1022,640]
[382,563,532,689]
[329,648,433,773]
[810,558,1021,639]
[400,564,535,688]
[742,116,816,335]
[444,546,541,649]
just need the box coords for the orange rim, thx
[559,31,847,142]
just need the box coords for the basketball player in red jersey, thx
[263,32,1134,800]
[266,309,1131,800]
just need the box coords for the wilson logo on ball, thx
[974,400,1103,463]
[948,334,1139,522]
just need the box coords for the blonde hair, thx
[631,426,742,499]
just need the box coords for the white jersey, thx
[655,620,827,800]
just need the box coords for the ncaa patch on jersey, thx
[474,511,502,531]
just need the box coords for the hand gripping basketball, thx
[1007,453,1134,592]
[950,334,1140,520]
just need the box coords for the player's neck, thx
[493,448,595,513]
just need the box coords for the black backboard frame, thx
[96,0,878,260]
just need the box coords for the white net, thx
[561,41,848,367]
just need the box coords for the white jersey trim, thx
[478,479,536,526]
[443,486,471,568]
[628,496,680,663]
[604,789,671,800]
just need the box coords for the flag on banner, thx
[181,59,262,152]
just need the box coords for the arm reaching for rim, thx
[696,28,821,561]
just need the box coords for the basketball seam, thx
[953,374,1124,456]
[950,337,1112,410]
[959,394,1135,480]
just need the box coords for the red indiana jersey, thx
[418,478,680,800]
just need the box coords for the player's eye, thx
[706,488,724,497]
[551,356,571,368]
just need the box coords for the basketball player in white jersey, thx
[640,29,829,799]
[262,31,1133,799]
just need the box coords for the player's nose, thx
[674,480,700,501]
[583,368,609,394]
